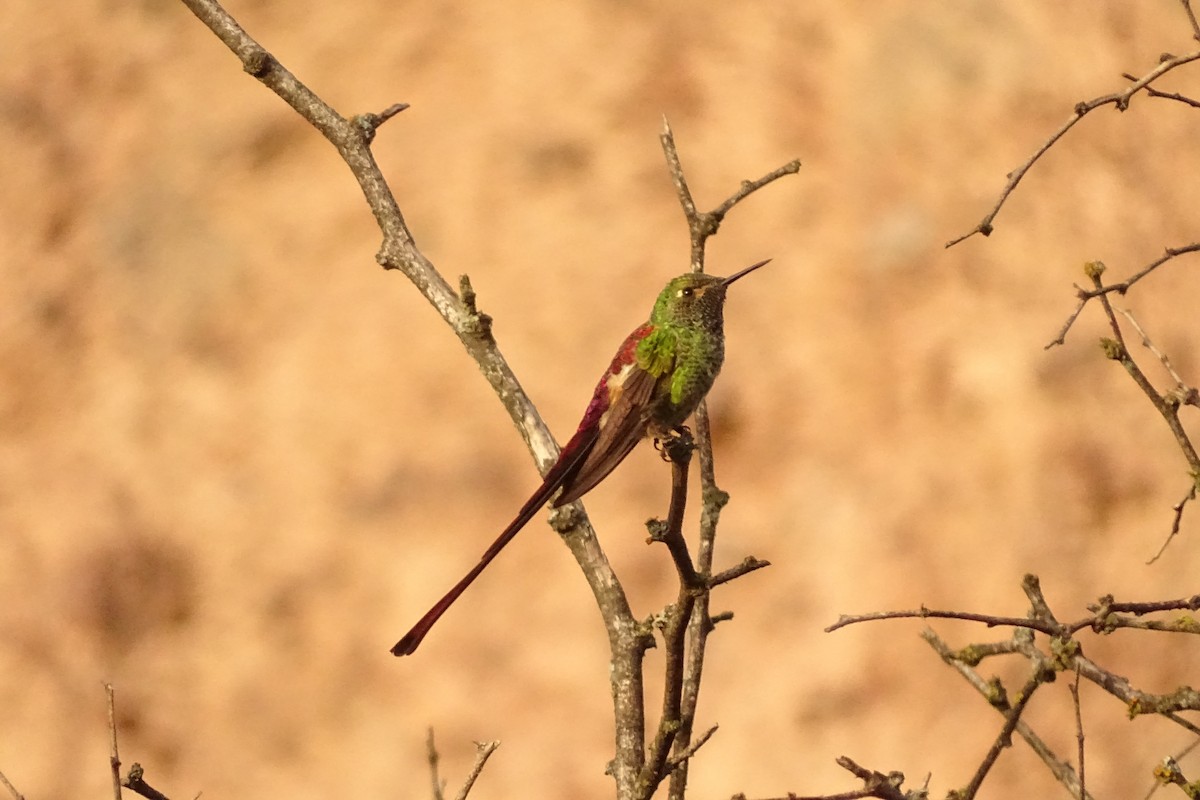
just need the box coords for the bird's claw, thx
[653,425,695,464]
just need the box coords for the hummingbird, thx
[391,258,770,656]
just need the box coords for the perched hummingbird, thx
[391,259,770,656]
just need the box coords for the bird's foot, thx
[653,425,695,464]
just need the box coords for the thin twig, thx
[659,117,800,270]
[106,684,122,800]
[1073,654,1200,734]
[427,728,446,800]
[353,102,410,142]
[1070,671,1086,800]
[1181,0,1200,41]
[1127,73,1200,107]
[1148,482,1199,565]
[948,49,1200,246]
[826,606,1063,636]
[1100,243,1200,296]
[0,770,24,800]
[122,764,172,800]
[1092,593,1200,616]
[1091,274,1200,521]
[451,741,500,800]
[709,556,772,587]
[1045,284,1091,349]
[1117,307,1199,402]
[957,669,1048,800]
[1148,737,1200,798]
[923,630,1094,800]
[1047,246,1200,348]
[1152,756,1196,797]
[733,756,911,800]
[647,429,701,588]
[666,725,719,771]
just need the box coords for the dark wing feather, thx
[552,364,660,507]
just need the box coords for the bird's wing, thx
[552,363,660,507]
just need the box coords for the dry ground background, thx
[3,1,1200,798]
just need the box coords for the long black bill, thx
[722,258,772,287]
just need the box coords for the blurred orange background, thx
[3,2,1200,798]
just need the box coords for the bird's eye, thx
[680,287,694,298]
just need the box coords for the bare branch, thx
[711,160,805,222]
[353,102,410,142]
[709,556,772,587]
[1070,672,1086,800]
[639,433,702,800]
[106,684,122,800]
[1100,243,1200,295]
[646,429,702,588]
[121,765,171,800]
[1091,271,1200,477]
[666,725,719,771]
[1091,593,1200,616]
[1125,72,1200,107]
[451,741,500,800]
[1044,284,1092,349]
[1148,482,1200,565]
[733,755,914,800]
[659,117,800,270]
[923,630,1094,800]
[1047,246,1200,348]
[1074,654,1200,735]
[956,668,1048,800]
[0,770,24,800]
[1181,0,1200,41]
[948,50,1200,247]
[1154,756,1199,795]
[826,605,1061,636]
[1117,307,1199,403]
[427,728,446,800]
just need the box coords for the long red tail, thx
[390,428,598,656]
